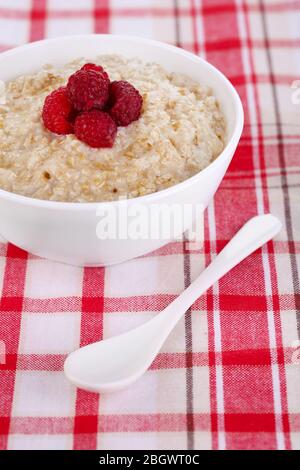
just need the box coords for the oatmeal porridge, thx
[0,55,226,202]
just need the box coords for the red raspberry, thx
[67,69,110,112]
[42,86,73,135]
[109,80,143,126]
[80,63,110,83]
[109,80,138,98]
[81,63,106,75]
[74,110,117,148]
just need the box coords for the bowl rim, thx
[0,34,244,211]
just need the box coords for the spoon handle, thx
[157,214,281,330]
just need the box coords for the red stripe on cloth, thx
[242,0,292,449]
[16,353,66,371]
[218,294,267,311]
[10,417,73,434]
[94,0,110,34]
[190,0,200,55]
[1,31,300,52]
[203,210,219,449]
[7,414,211,434]
[0,2,298,20]
[98,413,211,433]
[23,296,82,313]
[105,294,176,312]
[1,239,299,265]
[0,353,18,370]
[0,244,28,449]
[29,0,47,42]
[0,9,28,20]
[1,347,292,372]
[205,37,242,51]
[226,167,300,179]
[202,0,272,451]
[220,183,300,191]
[229,74,298,86]
[6,413,300,435]
[0,238,299,264]
[0,417,10,447]
[224,413,276,433]
[18,292,298,315]
[0,297,24,312]
[221,349,272,366]
[206,37,300,50]
[239,136,300,145]
[202,1,300,14]
[73,267,105,450]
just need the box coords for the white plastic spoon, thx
[64,214,281,393]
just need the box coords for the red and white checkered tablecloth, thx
[0,0,299,451]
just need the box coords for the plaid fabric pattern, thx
[0,0,299,451]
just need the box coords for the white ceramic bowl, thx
[0,35,243,266]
